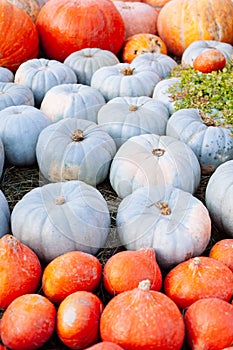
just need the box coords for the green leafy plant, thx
[169,58,233,135]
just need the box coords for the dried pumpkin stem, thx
[155,201,171,215]
[71,129,85,142]
[129,105,138,111]
[138,279,151,291]
[152,148,165,157]
[54,196,66,205]
[121,67,135,76]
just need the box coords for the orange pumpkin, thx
[184,298,233,349]
[103,248,162,295]
[85,342,125,349]
[142,0,171,13]
[36,0,125,61]
[193,48,226,73]
[42,250,102,304]
[57,291,104,349]
[100,280,185,349]
[121,33,167,63]
[0,0,39,71]
[157,0,233,56]
[1,294,56,350]
[6,0,41,22]
[209,239,233,272]
[0,234,42,309]
[164,256,233,310]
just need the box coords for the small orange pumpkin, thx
[193,48,226,73]
[121,33,167,63]
[0,234,42,309]
[42,250,102,304]
[209,239,233,272]
[1,294,56,350]
[164,256,233,309]
[85,342,125,349]
[103,248,162,295]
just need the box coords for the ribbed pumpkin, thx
[0,68,14,83]
[157,0,233,56]
[209,239,233,273]
[36,0,125,61]
[6,0,41,22]
[0,0,39,71]
[0,82,34,111]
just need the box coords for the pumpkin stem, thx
[54,196,66,205]
[199,110,217,127]
[72,129,85,142]
[155,201,171,215]
[129,105,138,111]
[121,67,135,76]
[138,279,151,291]
[152,148,165,157]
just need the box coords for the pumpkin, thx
[181,40,233,67]
[0,234,42,309]
[205,160,233,236]
[36,0,125,61]
[42,250,102,304]
[184,298,233,349]
[110,134,201,198]
[166,108,233,175]
[36,118,116,186]
[152,76,181,114]
[11,180,111,262]
[14,58,77,107]
[6,0,41,22]
[0,67,14,83]
[64,48,120,86]
[209,239,233,272]
[0,105,51,166]
[0,82,34,111]
[40,83,106,124]
[1,294,56,350]
[0,191,10,238]
[100,280,185,349]
[142,0,171,13]
[112,1,158,39]
[121,33,167,64]
[57,291,104,349]
[157,0,233,57]
[116,185,211,269]
[193,48,227,73]
[0,1,39,71]
[131,52,177,79]
[0,138,4,181]
[164,256,233,310]
[103,248,162,295]
[91,63,161,101]
[97,96,170,149]
[85,342,125,350]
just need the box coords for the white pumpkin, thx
[36,117,116,186]
[116,184,211,269]
[0,67,14,82]
[0,190,10,239]
[0,82,34,110]
[11,180,111,262]
[14,58,77,106]
[40,83,106,123]
[152,77,181,114]
[109,133,201,198]
[205,160,233,237]
[97,96,170,149]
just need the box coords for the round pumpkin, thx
[100,280,185,349]
[6,0,41,22]
[103,248,162,294]
[85,342,125,350]
[209,239,233,272]
[152,77,181,114]
[0,234,42,310]
[157,0,233,56]
[164,256,233,310]
[184,298,233,349]
[0,82,34,111]
[36,0,125,61]
[142,0,171,13]
[193,48,226,73]
[11,180,111,262]
[0,67,14,83]
[0,1,39,71]
[1,294,56,350]
[42,250,102,304]
[57,291,104,349]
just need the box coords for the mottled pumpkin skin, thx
[36,0,125,61]
[6,0,41,22]
[0,1,39,71]
[209,239,233,272]
[157,0,233,56]
[193,48,226,73]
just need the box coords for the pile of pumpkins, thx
[0,0,233,349]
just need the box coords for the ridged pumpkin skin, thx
[1,294,56,350]
[184,298,233,349]
[42,251,102,304]
[209,239,233,272]
[0,68,14,83]
[36,0,125,61]
[164,256,233,310]
[103,248,162,294]
[157,0,233,56]
[6,0,41,22]
[0,234,42,309]
[57,291,104,349]
[0,1,39,71]
[100,280,185,349]
[0,191,10,239]
[0,82,34,111]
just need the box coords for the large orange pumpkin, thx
[36,0,125,61]
[6,0,41,22]
[157,0,233,56]
[0,0,39,71]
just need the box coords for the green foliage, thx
[169,58,233,134]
